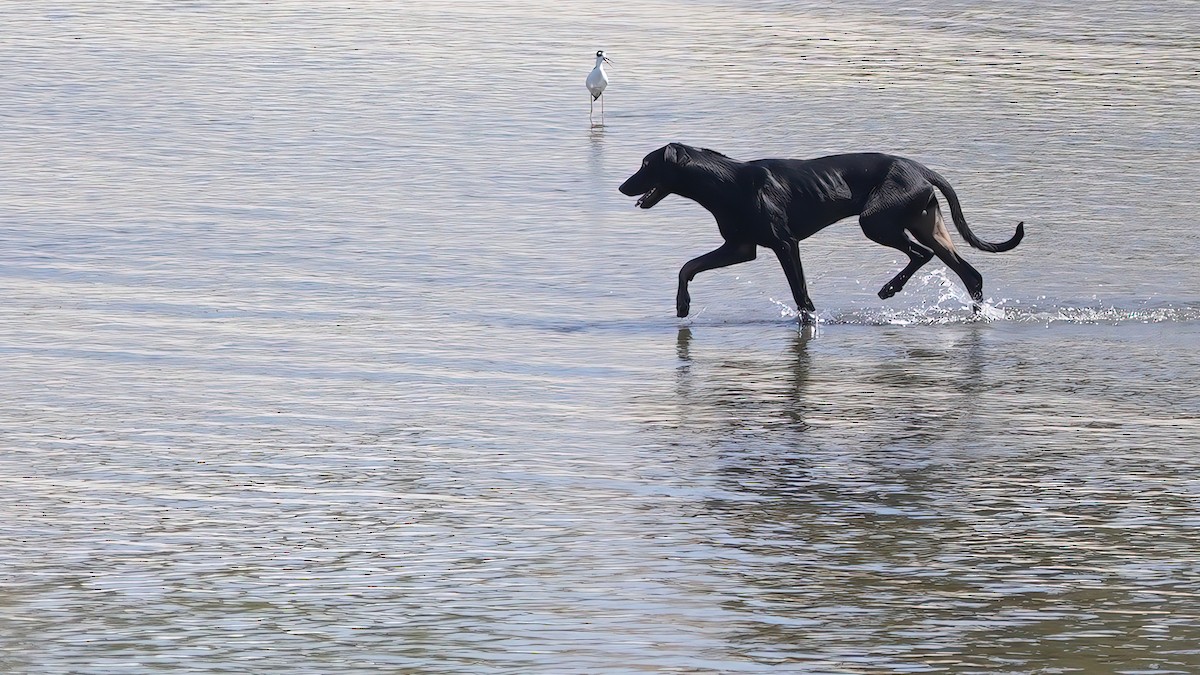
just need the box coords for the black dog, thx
[619,143,1023,320]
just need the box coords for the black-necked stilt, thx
[586,50,612,119]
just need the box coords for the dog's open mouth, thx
[635,186,665,209]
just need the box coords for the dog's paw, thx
[676,293,691,317]
[877,285,898,300]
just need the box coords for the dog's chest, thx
[717,217,784,247]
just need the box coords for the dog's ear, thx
[664,143,690,166]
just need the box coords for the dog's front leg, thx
[772,241,817,322]
[677,241,757,317]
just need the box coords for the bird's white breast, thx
[586,66,608,98]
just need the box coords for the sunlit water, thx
[1,1,1199,672]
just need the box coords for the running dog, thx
[618,143,1024,320]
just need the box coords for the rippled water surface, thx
[2,1,1199,672]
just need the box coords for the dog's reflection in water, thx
[673,325,818,431]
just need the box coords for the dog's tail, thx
[922,167,1024,253]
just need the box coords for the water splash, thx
[769,297,801,319]
[809,269,992,326]
[768,270,1200,327]
[1012,304,1200,325]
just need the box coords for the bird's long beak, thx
[603,56,614,65]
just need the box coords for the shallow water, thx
[1,1,1199,672]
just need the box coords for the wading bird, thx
[586,50,612,120]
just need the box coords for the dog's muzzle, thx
[619,170,666,209]
[634,186,665,209]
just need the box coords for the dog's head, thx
[619,143,691,209]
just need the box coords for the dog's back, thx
[750,153,903,230]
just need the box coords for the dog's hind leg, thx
[906,195,985,302]
[770,240,817,321]
[677,241,757,317]
[859,215,936,300]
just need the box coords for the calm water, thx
[2,1,1199,672]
